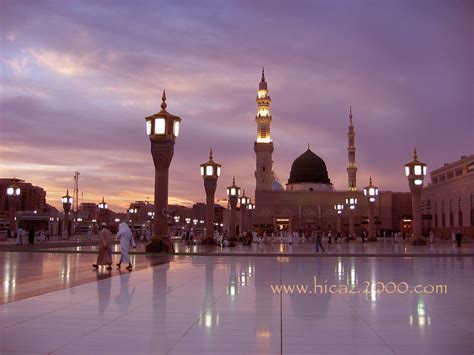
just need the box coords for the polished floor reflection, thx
[1,255,473,354]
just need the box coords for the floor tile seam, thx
[357,313,397,354]
[45,264,173,355]
[2,267,154,314]
[129,271,204,314]
[47,299,147,355]
[3,293,109,329]
[164,291,229,355]
[1,259,171,305]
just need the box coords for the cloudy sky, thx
[1,0,472,211]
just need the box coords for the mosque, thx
[251,70,411,234]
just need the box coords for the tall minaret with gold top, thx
[254,68,274,192]
[347,106,357,191]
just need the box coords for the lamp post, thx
[200,149,221,240]
[405,148,427,245]
[145,90,181,253]
[334,204,344,235]
[98,197,108,225]
[61,190,73,236]
[6,179,21,236]
[345,195,358,239]
[363,177,379,241]
[239,191,250,235]
[226,178,240,239]
[128,207,137,228]
[247,201,255,232]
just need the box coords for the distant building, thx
[249,72,412,235]
[79,202,98,221]
[422,155,474,237]
[0,178,47,214]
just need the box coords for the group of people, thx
[15,228,49,245]
[92,222,136,271]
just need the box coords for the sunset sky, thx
[1,0,472,212]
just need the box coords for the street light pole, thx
[405,148,427,245]
[200,149,221,241]
[334,204,344,235]
[239,191,249,234]
[363,177,379,242]
[345,195,357,239]
[226,178,240,240]
[6,178,21,236]
[61,190,73,236]
[145,91,181,253]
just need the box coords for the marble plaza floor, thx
[1,249,473,354]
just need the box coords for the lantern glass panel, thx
[369,187,375,196]
[6,187,13,196]
[200,166,204,176]
[405,166,410,177]
[414,165,422,175]
[173,121,180,137]
[154,118,166,134]
[363,188,367,196]
[146,121,151,135]
[414,179,423,186]
[231,188,236,196]
[15,188,20,196]
[206,166,213,176]
[423,166,427,176]
[217,166,221,177]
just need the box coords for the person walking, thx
[455,230,463,247]
[16,227,24,245]
[28,228,35,245]
[315,228,325,253]
[93,223,113,270]
[361,230,366,244]
[116,222,135,270]
[429,230,435,243]
[328,230,332,244]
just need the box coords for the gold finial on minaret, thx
[261,67,265,82]
[349,106,353,125]
[161,90,167,111]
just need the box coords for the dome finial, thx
[161,90,167,111]
[261,67,265,82]
[209,147,213,160]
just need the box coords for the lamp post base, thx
[146,237,175,253]
[412,237,427,246]
[367,236,377,242]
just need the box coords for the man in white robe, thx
[116,222,136,270]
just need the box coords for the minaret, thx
[254,67,274,192]
[347,106,357,191]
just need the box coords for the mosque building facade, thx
[251,70,412,235]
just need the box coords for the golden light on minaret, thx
[256,67,272,143]
[254,67,274,193]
